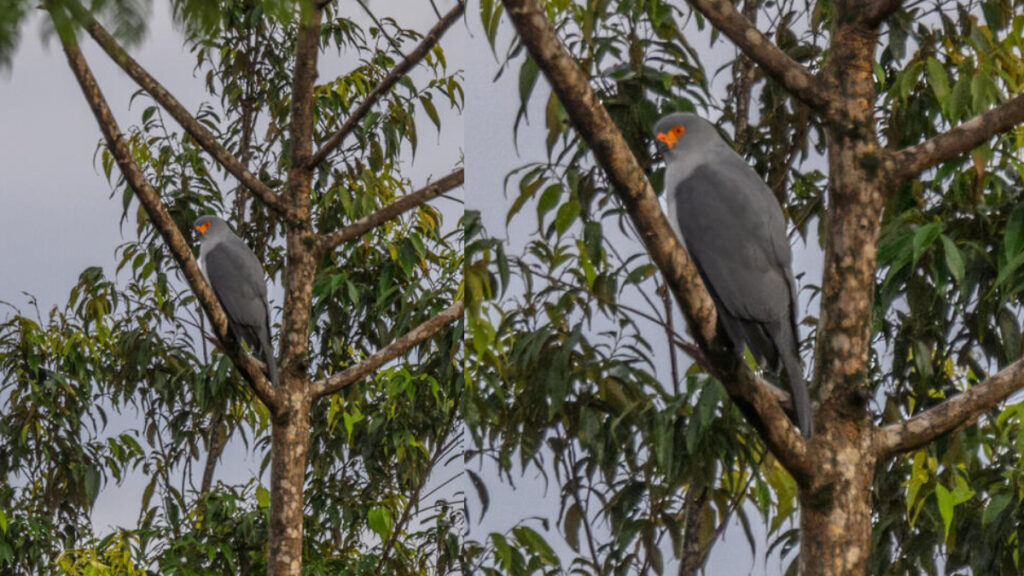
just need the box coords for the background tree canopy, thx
[0,1,464,574]
[466,0,1024,574]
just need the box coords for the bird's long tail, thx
[265,345,279,387]
[772,320,813,438]
[260,317,279,386]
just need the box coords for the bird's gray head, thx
[652,112,725,159]
[194,215,231,238]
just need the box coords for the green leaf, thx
[971,70,997,112]
[507,169,545,226]
[686,379,722,454]
[926,57,950,101]
[935,484,954,540]
[512,525,559,565]
[84,465,101,507]
[554,200,580,235]
[563,503,583,552]
[983,493,1012,526]
[368,506,393,539]
[256,485,270,509]
[912,222,943,264]
[994,250,1024,288]
[419,95,440,131]
[536,184,561,226]
[1004,203,1024,257]
[940,235,965,282]
[466,469,489,522]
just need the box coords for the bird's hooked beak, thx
[195,222,211,236]
[656,125,685,150]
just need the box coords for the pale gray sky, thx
[0,0,465,542]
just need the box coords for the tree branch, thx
[52,17,279,412]
[683,0,829,113]
[65,1,285,216]
[501,0,813,483]
[861,0,904,26]
[288,0,323,172]
[312,300,463,398]
[306,1,465,169]
[316,168,463,253]
[889,93,1024,181]
[876,358,1024,456]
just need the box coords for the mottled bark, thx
[500,0,813,482]
[862,0,905,26]
[676,487,708,576]
[799,423,876,575]
[267,393,312,576]
[200,410,227,497]
[265,2,323,574]
[730,0,759,151]
[800,7,885,573]
[308,1,466,169]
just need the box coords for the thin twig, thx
[307,2,465,169]
[312,300,463,397]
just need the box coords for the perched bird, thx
[653,112,812,437]
[194,215,278,386]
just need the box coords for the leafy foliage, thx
[0,1,462,573]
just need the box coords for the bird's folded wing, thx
[203,242,268,333]
[671,162,793,324]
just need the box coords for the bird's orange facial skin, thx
[656,125,685,149]
[195,222,211,235]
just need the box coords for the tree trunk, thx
[799,423,877,575]
[266,391,311,576]
[802,8,885,574]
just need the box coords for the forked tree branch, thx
[312,300,464,398]
[501,0,813,483]
[65,1,285,216]
[316,168,464,253]
[306,1,465,169]
[53,20,280,412]
[889,93,1024,181]
[876,358,1024,456]
[683,0,830,113]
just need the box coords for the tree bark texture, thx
[798,10,884,574]
[267,393,313,576]
[799,422,877,574]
